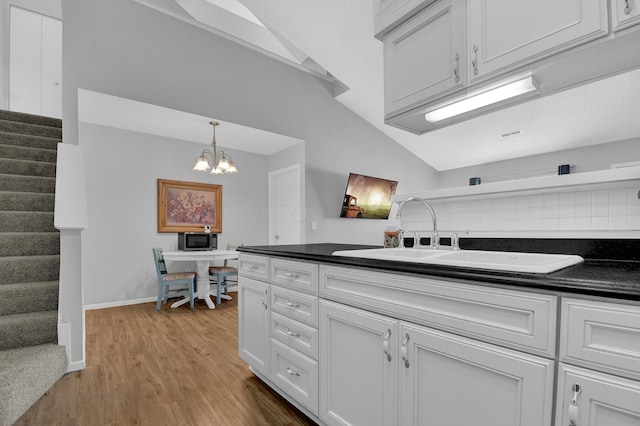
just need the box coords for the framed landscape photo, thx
[157,179,222,233]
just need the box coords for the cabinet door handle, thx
[284,271,300,279]
[247,265,258,271]
[262,289,268,309]
[285,300,300,308]
[453,53,460,82]
[285,328,300,338]
[471,45,478,75]
[286,367,300,377]
[625,0,631,14]
[401,333,410,368]
[568,383,581,426]
[383,329,392,362]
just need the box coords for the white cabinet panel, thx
[319,300,398,426]
[383,0,465,116]
[237,253,270,282]
[238,276,270,377]
[271,311,318,359]
[271,285,318,327]
[271,339,318,416]
[400,322,554,426]
[612,0,640,31]
[556,364,640,426]
[467,0,608,81]
[271,258,319,295]
[560,298,640,381]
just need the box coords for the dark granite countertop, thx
[237,243,640,301]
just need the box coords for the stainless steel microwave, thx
[177,232,217,251]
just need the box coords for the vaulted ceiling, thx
[134,0,640,171]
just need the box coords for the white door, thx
[319,300,398,426]
[556,364,640,426]
[399,322,555,426]
[269,164,301,245]
[238,277,270,377]
[9,6,62,118]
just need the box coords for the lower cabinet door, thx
[319,300,399,426]
[399,322,554,426]
[238,276,270,377]
[556,364,640,426]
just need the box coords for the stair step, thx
[0,110,62,128]
[0,255,60,285]
[0,119,62,139]
[0,310,58,351]
[0,212,55,233]
[0,144,57,163]
[0,281,59,316]
[0,233,59,257]
[0,191,55,212]
[0,131,60,151]
[0,174,56,194]
[0,158,56,178]
[0,343,67,425]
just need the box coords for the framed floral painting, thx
[157,179,222,233]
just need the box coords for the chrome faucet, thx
[396,197,438,249]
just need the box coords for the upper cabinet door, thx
[383,0,465,117]
[467,0,608,82]
[612,0,640,32]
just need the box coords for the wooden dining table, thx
[162,250,238,309]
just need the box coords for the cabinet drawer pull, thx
[247,265,259,271]
[285,300,300,308]
[453,53,460,82]
[568,383,581,426]
[383,329,392,362]
[286,328,300,338]
[286,367,300,377]
[284,271,300,279]
[401,333,410,368]
[471,45,478,75]
[625,0,631,14]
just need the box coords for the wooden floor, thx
[15,293,317,426]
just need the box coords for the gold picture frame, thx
[157,179,222,233]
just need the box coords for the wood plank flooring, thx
[15,293,316,425]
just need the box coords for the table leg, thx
[196,260,215,309]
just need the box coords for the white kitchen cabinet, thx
[238,276,270,377]
[466,0,608,82]
[399,322,554,426]
[383,0,465,116]
[612,0,640,31]
[555,364,640,426]
[319,300,399,426]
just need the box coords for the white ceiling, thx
[130,0,640,171]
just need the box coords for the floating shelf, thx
[393,167,640,203]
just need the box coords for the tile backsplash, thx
[398,185,640,235]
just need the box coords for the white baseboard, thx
[84,296,156,311]
[66,360,85,373]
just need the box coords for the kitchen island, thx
[236,243,640,426]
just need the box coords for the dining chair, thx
[208,244,239,305]
[152,247,197,310]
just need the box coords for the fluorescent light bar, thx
[424,77,538,122]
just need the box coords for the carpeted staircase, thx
[0,110,68,425]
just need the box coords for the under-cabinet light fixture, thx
[424,76,539,122]
[193,121,238,175]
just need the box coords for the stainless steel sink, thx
[332,248,584,273]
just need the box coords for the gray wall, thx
[79,123,268,305]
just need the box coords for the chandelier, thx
[192,121,238,174]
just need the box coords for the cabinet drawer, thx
[560,298,640,380]
[271,258,319,295]
[237,254,270,282]
[320,265,557,358]
[271,286,319,327]
[271,311,318,360]
[555,364,640,426]
[270,339,318,416]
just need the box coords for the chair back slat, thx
[152,248,168,276]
